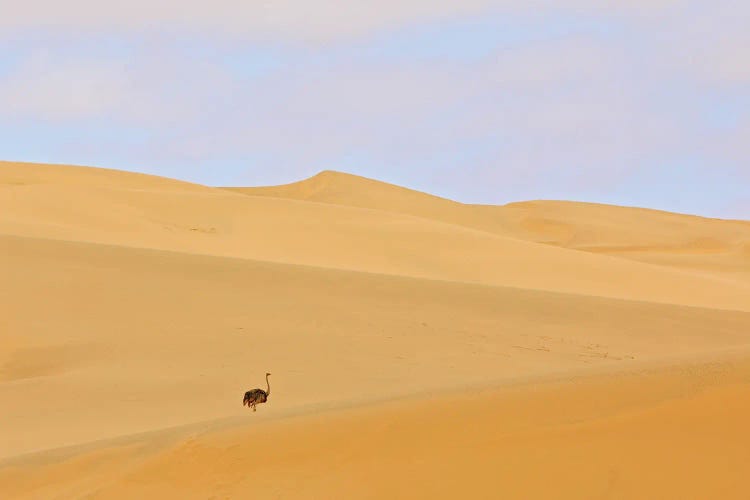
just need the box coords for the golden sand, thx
[1,161,749,498]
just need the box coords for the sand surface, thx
[4,354,750,499]
[2,161,749,498]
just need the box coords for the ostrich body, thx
[243,373,271,412]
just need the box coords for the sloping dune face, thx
[4,356,750,499]
[2,162,749,311]
[2,161,750,498]
[499,200,750,281]
[233,170,750,282]
[4,233,750,459]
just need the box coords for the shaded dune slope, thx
[2,162,749,311]
[231,170,750,280]
[4,355,750,499]
[3,234,750,458]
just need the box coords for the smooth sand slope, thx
[1,161,750,498]
[232,170,750,282]
[6,233,750,459]
[3,162,750,312]
[4,355,750,499]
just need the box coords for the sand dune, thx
[499,200,750,282]
[2,160,750,498]
[3,354,750,499]
[233,170,750,282]
[3,162,749,311]
[235,170,750,282]
[5,233,750,459]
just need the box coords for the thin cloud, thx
[2,0,682,41]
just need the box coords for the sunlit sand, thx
[2,161,749,498]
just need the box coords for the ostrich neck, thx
[266,374,271,396]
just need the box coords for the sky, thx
[1,1,748,218]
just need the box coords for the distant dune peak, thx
[226,169,462,209]
[3,160,749,294]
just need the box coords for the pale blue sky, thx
[1,1,748,218]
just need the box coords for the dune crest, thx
[231,169,750,281]
[2,162,749,311]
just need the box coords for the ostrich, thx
[243,373,271,412]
